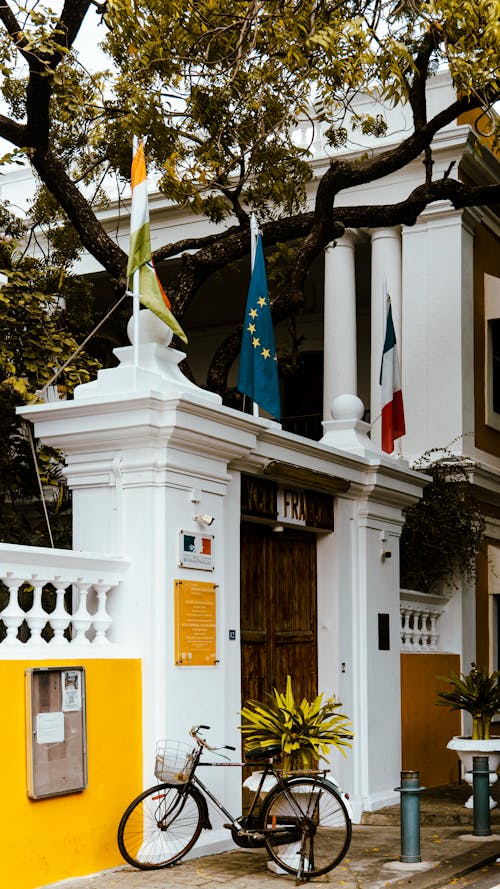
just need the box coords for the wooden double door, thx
[240,522,318,707]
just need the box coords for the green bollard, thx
[394,770,426,863]
[472,755,492,837]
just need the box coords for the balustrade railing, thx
[400,589,447,652]
[0,543,127,655]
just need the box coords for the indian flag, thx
[127,139,187,343]
[379,301,405,453]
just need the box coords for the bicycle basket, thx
[154,740,197,785]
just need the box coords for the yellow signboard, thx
[174,579,217,666]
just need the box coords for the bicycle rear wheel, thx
[118,783,204,869]
[261,776,352,877]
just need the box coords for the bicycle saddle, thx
[244,745,282,762]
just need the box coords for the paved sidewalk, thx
[42,785,500,889]
[42,825,500,889]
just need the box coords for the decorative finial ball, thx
[330,394,364,421]
[127,309,173,346]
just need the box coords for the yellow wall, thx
[1,658,142,889]
[401,653,461,787]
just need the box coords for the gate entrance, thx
[240,522,318,708]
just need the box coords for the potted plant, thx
[437,663,500,807]
[400,450,485,595]
[240,674,353,773]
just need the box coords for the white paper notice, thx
[36,711,65,744]
[62,670,82,712]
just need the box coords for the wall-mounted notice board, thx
[25,666,87,799]
[174,579,217,666]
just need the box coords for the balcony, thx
[400,589,448,652]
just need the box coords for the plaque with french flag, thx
[379,300,405,453]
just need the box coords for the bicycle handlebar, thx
[189,724,236,752]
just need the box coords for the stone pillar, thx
[19,310,261,853]
[370,227,402,448]
[323,232,358,420]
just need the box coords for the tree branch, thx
[323,95,481,194]
[20,1,92,149]
[0,113,26,147]
[0,2,31,60]
[407,27,440,129]
[30,149,127,280]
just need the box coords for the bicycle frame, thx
[190,756,334,835]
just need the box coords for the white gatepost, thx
[317,477,407,821]
[19,311,263,853]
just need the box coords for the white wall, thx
[402,210,467,459]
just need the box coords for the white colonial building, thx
[0,71,499,888]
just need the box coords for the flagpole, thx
[132,137,141,369]
[250,214,260,417]
[250,213,259,269]
[133,270,140,368]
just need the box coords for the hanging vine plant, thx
[400,449,486,595]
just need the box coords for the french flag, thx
[379,302,405,453]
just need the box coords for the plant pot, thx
[447,737,500,809]
[242,770,277,797]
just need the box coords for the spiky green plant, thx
[240,675,353,771]
[436,663,500,740]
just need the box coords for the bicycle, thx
[117,724,352,884]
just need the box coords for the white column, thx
[323,232,357,420]
[401,210,473,460]
[370,228,402,448]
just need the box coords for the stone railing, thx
[0,543,128,656]
[400,589,448,652]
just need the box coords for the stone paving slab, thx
[42,825,500,889]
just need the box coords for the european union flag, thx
[237,235,281,420]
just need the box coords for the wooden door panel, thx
[274,630,315,643]
[271,536,316,634]
[240,528,268,634]
[240,522,318,707]
[241,640,268,704]
[274,642,317,703]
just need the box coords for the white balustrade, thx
[92,582,113,645]
[2,575,26,645]
[0,543,127,654]
[71,582,93,645]
[400,589,447,652]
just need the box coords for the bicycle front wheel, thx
[261,776,352,877]
[118,783,204,869]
